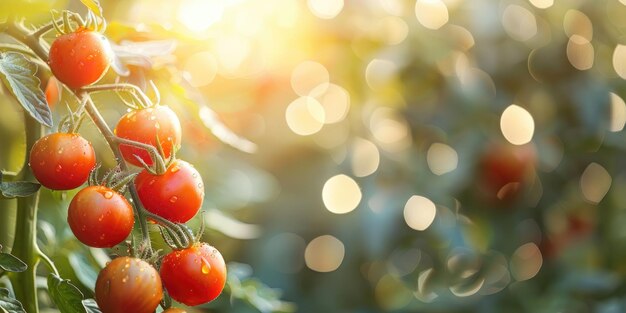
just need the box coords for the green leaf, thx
[0,181,40,199]
[0,52,52,127]
[81,299,101,313]
[47,274,87,313]
[0,288,25,313]
[0,253,26,272]
[80,0,103,17]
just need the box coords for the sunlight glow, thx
[610,92,626,132]
[415,0,449,30]
[427,143,458,175]
[178,0,224,32]
[580,163,612,204]
[510,243,542,281]
[351,138,380,177]
[285,97,325,136]
[308,0,344,19]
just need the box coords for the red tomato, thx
[95,257,163,313]
[160,243,227,306]
[67,186,135,248]
[45,76,60,109]
[135,159,203,223]
[49,29,112,89]
[479,143,536,202]
[29,133,95,190]
[114,106,182,167]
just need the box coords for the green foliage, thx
[79,0,103,18]
[227,263,295,313]
[47,274,90,313]
[0,52,51,127]
[0,253,26,273]
[0,175,40,199]
[0,288,25,313]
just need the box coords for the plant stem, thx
[9,112,43,313]
[81,94,152,251]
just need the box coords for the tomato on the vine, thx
[114,105,182,167]
[160,243,227,306]
[68,186,134,248]
[48,29,112,89]
[29,133,95,190]
[135,159,203,223]
[95,257,163,313]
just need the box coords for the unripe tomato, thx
[49,29,112,89]
[68,186,134,248]
[160,243,226,306]
[163,309,187,313]
[115,106,182,167]
[135,159,203,223]
[29,133,95,190]
[95,257,163,313]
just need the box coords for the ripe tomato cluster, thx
[29,26,227,312]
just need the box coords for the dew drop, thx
[201,257,212,274]
[55,164,62,172]
[39,160,45,166]
[197,183,203,189]
[170,165,180,173]
[98,215,104,222]
[192,172,197,178]
[57,148,64,154]
[122,276,128,283]
[169,196,178,203]
[155,122,160,129]
[104,191,113,199]
[149,115,156,121]
[148,179,156,185]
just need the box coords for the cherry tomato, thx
[135,159,203,223]
[114,106,182,167]
[163,309,187,313]
[95,257,163,313]
[68,186,134,248]
[479,143,536,202]
[29,133,95,190]
[160,243,226,306]
[49,29,112,89]
[45,76,60,109]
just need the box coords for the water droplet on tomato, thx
[55,164,62,172]
[201,257,211,274]
[169,196,178,203]
[148,179,156,185]
[170,165,180,173]
[104,191,113,199]
[149,115,156,121]
[57,148,64,154]
[39,160,45,166]
[154,122,160,129]
[98,215,104,222]
[192,172,197,178]
[122,276,128,283]
[197,183,203,189]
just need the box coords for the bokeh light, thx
[415,0,449,30]
[285,96,325,136]
[580,163,612,204]
[310,83,350,124]
[307,0,344,19]
[177,0,224,32]
[291,61,330,96]
[500,105,535,145]
[610,92,626,132]
[426,143,458,175]
[351,138,380,177]
[304,235,345,272]
[510,243,542,281]
[322,174,362,214]
[184,51,218,87]
[501,5,537,42]
[403,196,437,231]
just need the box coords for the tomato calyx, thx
[51,9,106,35]
[131,132,176,176]
[87,164,138,194]
[57,100,87,134]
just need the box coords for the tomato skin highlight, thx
[68,186,134,248]
[44,76,60,109]
[29,133,96,190]
[163,309,187,313]
[49,30,112,89]
[160,243,227,306]
[115,106,182,167]
[135,159,203,223]
[95,257,163,313]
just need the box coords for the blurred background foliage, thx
[3,0,626,312]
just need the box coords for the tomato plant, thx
[160,243,227,306]
[135,159,204,223]
[67,185,134,248]
[115,105,182,167]
[95,257,162,313]
[49,29,112,89]
[29,133,95,190]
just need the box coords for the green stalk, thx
[0,199,17,254]
[9,113,43,313]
